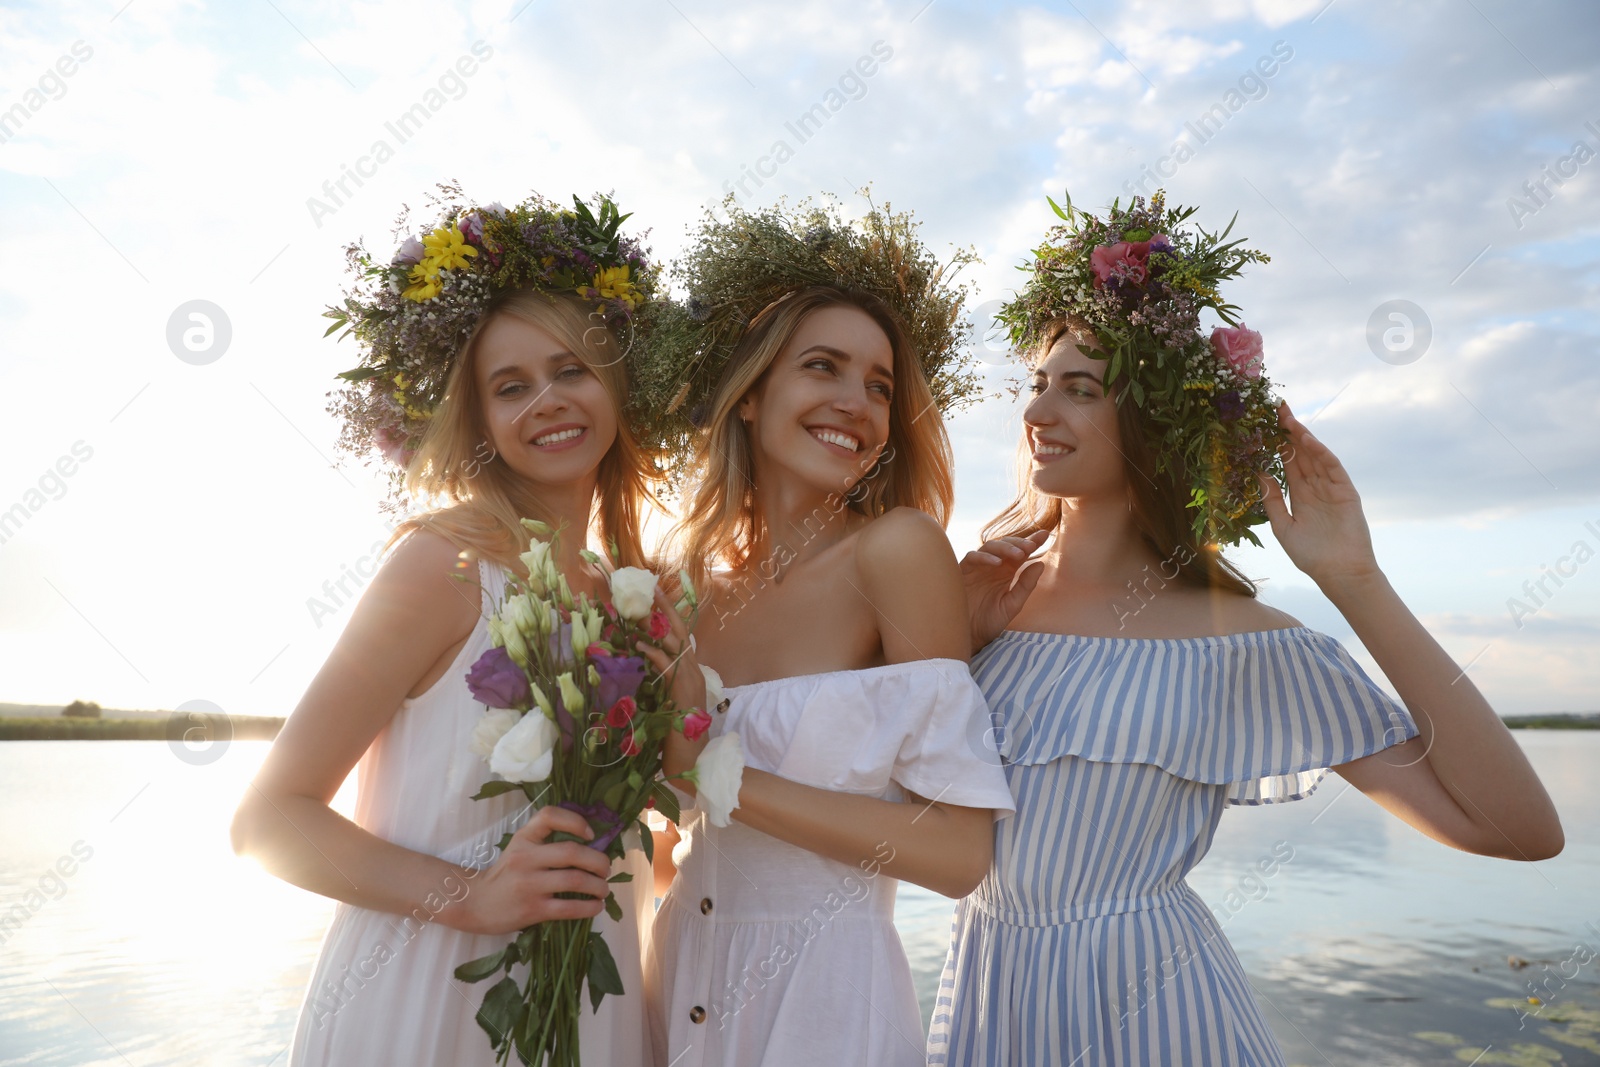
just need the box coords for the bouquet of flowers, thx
[453,518,743,1066]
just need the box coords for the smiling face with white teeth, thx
[738,304,893,500]
[473,309,619,494]
[1022,326,1127,502]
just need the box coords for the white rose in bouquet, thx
[608,566,658,620]
[700,664,725,711]
[488,710,559,783]
[469,707,521,760]
[693,732,745,828]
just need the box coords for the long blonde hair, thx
[674,286,954,593]
[984,316,1256,596]
[385,291,657,575]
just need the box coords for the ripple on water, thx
[1,734,1596,1066]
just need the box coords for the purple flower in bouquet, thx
[1216,390,1246,422]
[459,211,486,244]
[593,654,647,711]
[558,800,624,851]
[465,647,531,709]
[551,682,579,754]
[547,618,575,668]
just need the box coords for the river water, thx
[1,734,1596,1065]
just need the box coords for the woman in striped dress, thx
[927,196,1564,1066]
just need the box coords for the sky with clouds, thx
[1,0,1596,720]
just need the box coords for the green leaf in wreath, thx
[453,946,507,983]
[607,871,634,883]
[604,890,623,923]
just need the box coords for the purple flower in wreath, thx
[459,211,486,244]
[1216,389,1246,422]
[465,647,531,709]
[392,235,425,266]
[593,654,647,712]
[558,800,624,852]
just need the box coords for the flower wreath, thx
[323,181,661,499]
[631,191,989,486]
[996,189,1288,547]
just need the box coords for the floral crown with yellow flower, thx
[323,182,658,485]
[996,189,1287,548]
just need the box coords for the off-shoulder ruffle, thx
[973,627,1416,805]
[716,658,1017,817]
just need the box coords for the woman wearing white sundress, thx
[232,192,674,1066]
[641,201,1015,1067]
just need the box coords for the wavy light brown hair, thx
[673,286,954,593]
[984,316,1256,597]
[384,290,657,576]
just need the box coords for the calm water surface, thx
[1,734,1596,1065]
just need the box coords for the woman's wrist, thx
[1312,564,1391,607]
[432,864,483,933]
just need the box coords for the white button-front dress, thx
[644,658,1016,1067]
[288,558,654,1067]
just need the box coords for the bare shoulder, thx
[367,526,482,630]
[854,507,966,660]
[1207,589,1303,634]
[855,507,954,571]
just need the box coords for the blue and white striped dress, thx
[926,627,1416,1066]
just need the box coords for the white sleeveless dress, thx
[644,658,1016,1067]
[289,558,654,1067]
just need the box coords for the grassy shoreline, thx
[0,716,286,741]
[0,714,1595,740]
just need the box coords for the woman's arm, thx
[1259,405,1563,861]
[652,824,680,898]
[657,509,999,898]
[230,531,614,933]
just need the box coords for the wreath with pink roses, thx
[996,189,1288,547]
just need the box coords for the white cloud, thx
[1,0,1596,717]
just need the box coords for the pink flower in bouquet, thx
[619,731,642,757]
[682,708,713,741]
[604,696,638,729]
[1090,240,1151,288]
[647,608,671,641]
[1210,325,1264,378]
